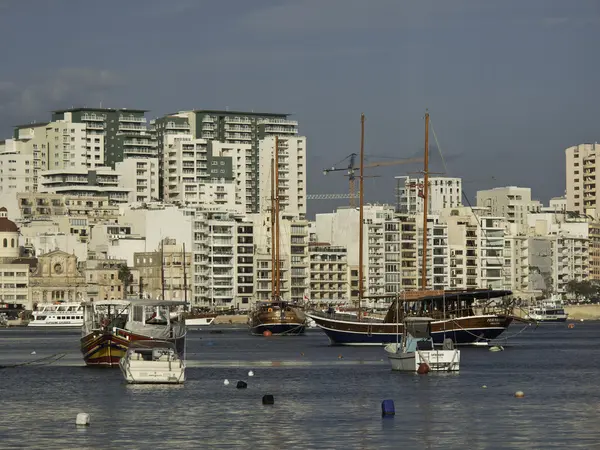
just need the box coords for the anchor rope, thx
[0,352,66,369]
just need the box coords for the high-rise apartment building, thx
[154,110,299,212]
[51,108,153,167]
[565,143,600,217]
[396,176,462,214]
[115,158,160,203]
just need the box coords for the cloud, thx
[0,68,122,132]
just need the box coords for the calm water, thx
[0,323,599,449]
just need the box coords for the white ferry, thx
[526,299,568,323]
[28,302,84,327]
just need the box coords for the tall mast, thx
[182,242,188,305]
[161,239,166,300]
[358,113,365,319]
[421,111,430,290]
[270,158,276,300]
[274,136,281,298]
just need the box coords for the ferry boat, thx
[28,302,84,327]
[526,299,568,322]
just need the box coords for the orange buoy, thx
[568,323,575,329]
[515,391,525,398]
[263,330,272,337]
[417,363,430,375]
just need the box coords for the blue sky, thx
[1,0,599,216]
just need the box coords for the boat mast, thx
[182,242,188,305]
[421,111,430,290]
[270,158,276,300]
[161,239,166,300]
[358,113,365,320]
[274,136,281,299]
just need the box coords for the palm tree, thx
[117,264,133,300]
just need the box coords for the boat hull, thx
[185,317,215,326]
[306,313,513,346]
[384,345,460,372]
[80,329,186,367]
[250,322,305,336]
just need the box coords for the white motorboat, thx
[28,302,84,327]
[119,340,186,384]
[385,317,460,372]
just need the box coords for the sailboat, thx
[248,136,306,336]
[305,112,514,346]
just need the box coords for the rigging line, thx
[429,120,449,175]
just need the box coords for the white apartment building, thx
[503,223,531,297]
[259,136,307,219]
[0,139,34,216]
[440,207,507,290]
[191,210,254,310]
[211,141,254,214]
[565,143,600,217]
[308,243,348,302]
[115,157,159,203]
[416,215,449,290]
[396,176,462,215]
[527,212,589,297]
[476,186,542,233]
[39,168,130,203]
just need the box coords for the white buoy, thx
[76,413,90,426]
[31,351,36,355]
[224,379,230,386]
[580,319,584,322]
[248,370,254,377]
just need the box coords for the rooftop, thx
[184,109,290,118]
[53,107,148,113]
[13,122,50,129]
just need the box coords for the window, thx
[11,239,14,247]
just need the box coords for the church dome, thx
[0,207,18,233]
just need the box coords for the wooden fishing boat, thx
[80,299,187,367]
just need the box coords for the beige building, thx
[29,250,87,305]
[589,221,600,281]
[308,243,348,302]
[84,256,138,302]
[565,143,600,216]
[476,186,542,233]
[134,239,192,302]
[17,192,120,223]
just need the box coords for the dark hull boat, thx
[249,301,306,336]
[306,289,515,346]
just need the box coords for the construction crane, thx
[323,154,423,206]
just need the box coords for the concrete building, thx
[589,221,600,281]
[87,223,146,266]
[115,157,159,203]
[396,176,462,215]
[16,192,120,223]
[0,139,34,215]
[134,239,192,302]
[192,210,254,310]
[416,215,450,290]
[308,243,348,302]
[503,223,531,296]
[476,186,542,233]
[565,143,600,217]
[0,263,31,308]
[440,207,507,290]
[51,108,152,168]
[84,256,135,302]
[154,110,299,212]
[258,136,307,219]
[527,212,589,297]
[38,168,130,203]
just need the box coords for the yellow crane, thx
[323,154,423,206]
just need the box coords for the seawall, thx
[214,314,248,325]
[564,305,600,320]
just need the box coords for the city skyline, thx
[1,1,599,215]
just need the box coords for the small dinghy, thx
[119,340,186,384]
[384,317,460,372]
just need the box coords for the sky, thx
[0,0,599,217]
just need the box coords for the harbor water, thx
[1,323,599,449]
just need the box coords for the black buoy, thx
[236,381,248,389]
[381,399,395,417]
[262,394,274,405]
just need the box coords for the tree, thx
[565,280,598,302]
[118,264,133,300]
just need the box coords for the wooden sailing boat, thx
[248,136,306,336]
[305,112,514,346]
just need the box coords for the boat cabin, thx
[125,340,178,362]
[403,317,435,352]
